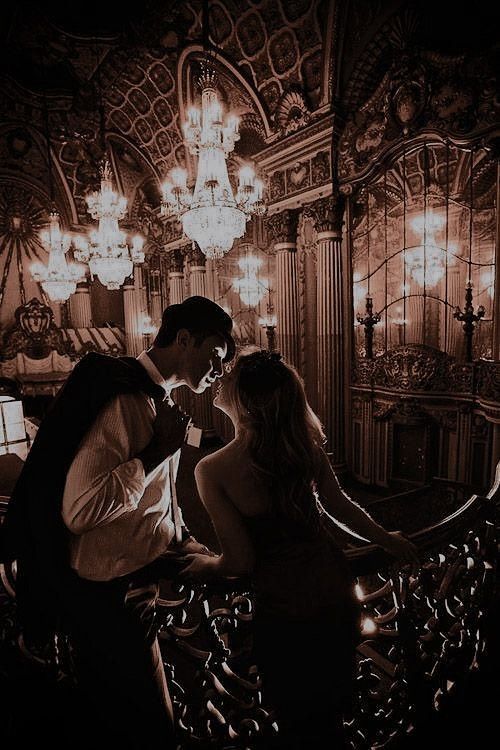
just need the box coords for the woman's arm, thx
[181,457,256,579]
[316,450,418,561]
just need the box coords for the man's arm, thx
[62,393,150,534]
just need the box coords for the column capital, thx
[168,248,185,274]
[266,209,299,245]
[75,279,90,292]
[188,243,206,267]
[123,275,135,290]
[274,242,297,253]
[303,195,344,234]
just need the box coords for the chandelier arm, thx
[94,38,108,156]
[202,0,210,54]
[42,95,55,209]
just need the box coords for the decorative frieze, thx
[339,48,498,182]
[353,344,475,393]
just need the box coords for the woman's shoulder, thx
[195,441,239,479]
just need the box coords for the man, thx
[2,295,235,748]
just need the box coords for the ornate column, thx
[267,210,300,369]
[168,248,186,305]
[297,212,318,411]
[307,196,346,467]
[189,245,214,436]
[189,244,207,297]
[343,190,355,473]
[149,266,163,327]
[69,280,92,328]
[204,258,219,302]
[123,266,146,356]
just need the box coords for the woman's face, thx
[213,361,238,418]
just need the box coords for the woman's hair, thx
[225,348,326,530]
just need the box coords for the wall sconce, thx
[259,312,277,351]
[141,315,158,348]
[393,308,408,345]
[453,282,485,362]
[356,296,381,359]
[0,396,28,460]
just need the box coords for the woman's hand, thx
[178,536,217,557]
[179,552,221,582]
[382,531,420,564]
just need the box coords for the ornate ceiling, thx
[0,0,334,230]
[0,0,497,333]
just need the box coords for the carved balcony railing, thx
[0,462,499,747]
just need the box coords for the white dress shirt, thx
[62,351,183,581]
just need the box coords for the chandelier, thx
[75,159,144,290]
[31,211,85,303]
[405,211,455,288]
[29,101,85,303]
[232,253,268,307]
[161,68,265,259]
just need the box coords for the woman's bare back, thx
[199,439,272,518]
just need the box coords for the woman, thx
[182,349,418,749]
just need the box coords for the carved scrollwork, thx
[276,89,311,135]
[472,414,489,439]
[303,195,344,234]
[1,298,75,361]
[168,248,186,274]
[269,170,286,200]
[360,345,474,393]
[339,45,497,181]
[374,396,432,424]
[188,244,206,267]
[352,358,375,385]
[163,217,183,244]
[476,360,500,403]
[266,209,299,245]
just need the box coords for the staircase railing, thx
[0,461,499,748]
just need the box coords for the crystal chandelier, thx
[161,68,265,259]
[232,253,268,307]
[31,211,84,303]
[405,211,455,288]
[75,159,144,290]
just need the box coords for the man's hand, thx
[137,402,192,475]
[178,536,217,556]
[178,552,221,582]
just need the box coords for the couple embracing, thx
[3,295,417,749]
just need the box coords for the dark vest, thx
[1,352,165,642]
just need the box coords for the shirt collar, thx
[137,351,170,401]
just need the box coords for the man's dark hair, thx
[153,296,235,362]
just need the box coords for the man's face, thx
[184,333,228,394]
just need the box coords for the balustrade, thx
[0,463,499,747]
